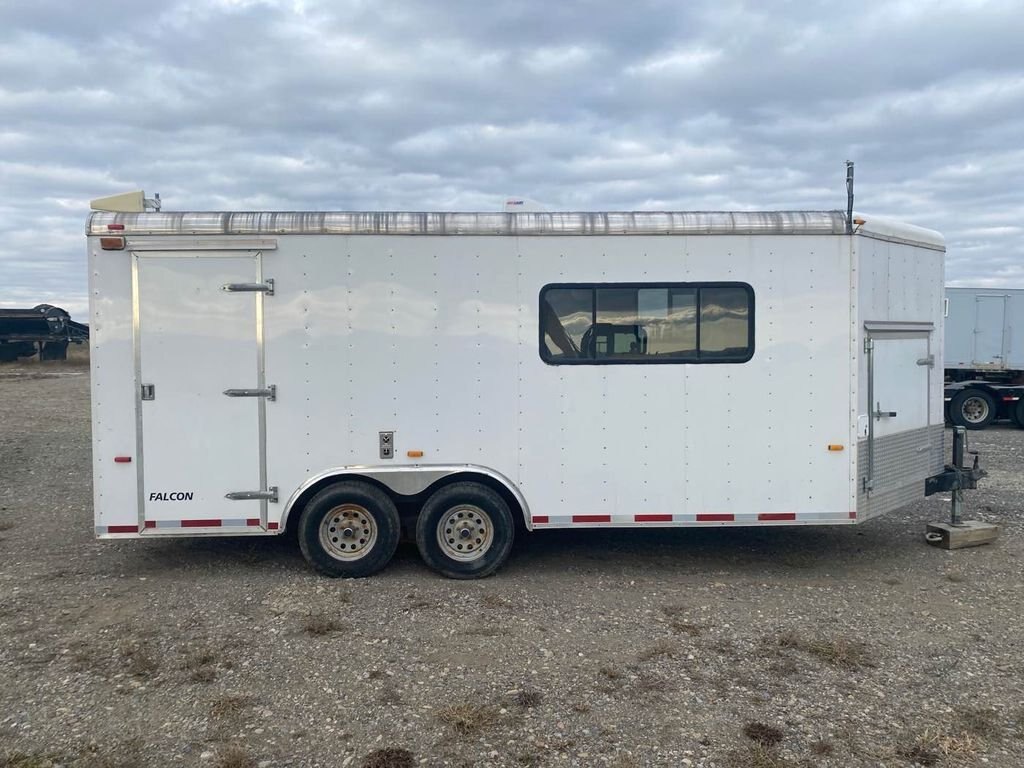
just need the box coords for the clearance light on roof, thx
[107,223,125,231]
[100,236,125,250]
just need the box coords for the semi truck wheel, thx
[948,388,996,430]
[415,482,514,579]
[298,481,401,578]
[1013,399,1024,429]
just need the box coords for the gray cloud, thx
[2,0,1023,316]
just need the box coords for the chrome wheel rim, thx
[961,397,990,424]
[437,504,493,562]
[320,504,377,560]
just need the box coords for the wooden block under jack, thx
[926,521,1000,550]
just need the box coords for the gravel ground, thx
[1,365,1023,768]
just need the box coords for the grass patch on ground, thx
[210,695,253,719]
[635,638,678,662]
[774,631,873,668]
[437,703,498,735]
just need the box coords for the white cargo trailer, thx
[88,206,969,578]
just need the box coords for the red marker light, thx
[114,456,132,463]
[100,236,125,250]
[107,223,125,231]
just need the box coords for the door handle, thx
[874,403,897,419]
[222,278,274,296]
[224,385,277,401]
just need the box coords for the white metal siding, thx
[89,219,943,535]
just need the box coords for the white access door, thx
[863,324,935,511]
[135,253,270,529]
[870,335,931,439]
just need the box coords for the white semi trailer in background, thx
[943,287,1024,430]
[87,197,982,578]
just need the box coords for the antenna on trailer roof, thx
[845,161,854,234]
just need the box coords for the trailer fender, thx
[280,464,533,533]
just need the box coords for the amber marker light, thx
[828,444,844,452]
[407,450,424,458]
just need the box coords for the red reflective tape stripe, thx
[532,516,549,524]
[144,520,156,528]
[268,522,280,530]
[107,524,138,533]
[635,514,672,522]
[181,519,221,528]
[758,513,796,521]
[848,511,857,519]
[113,456,132,463]
[697,513,734,522]
[572,515,611,523]
[246,518,260,527]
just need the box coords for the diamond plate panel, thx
[857,424,944,520]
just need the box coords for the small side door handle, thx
[874,403,897,419]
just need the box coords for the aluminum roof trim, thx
[89,210,849,236]
[86,209,944,249]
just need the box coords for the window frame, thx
[539,281,755,366]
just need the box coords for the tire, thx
[297,481,400,578]
[948,388,996,430]
[1013,398,1024,429]
[415,482,515,579]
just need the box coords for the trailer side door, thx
[132,248,274,531]
[860,321,937,520]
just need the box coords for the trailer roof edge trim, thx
[86,210,944,249]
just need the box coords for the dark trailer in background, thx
[0,304,89,362]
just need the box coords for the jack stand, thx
[926,426,998,550]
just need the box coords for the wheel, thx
[415,482,515,579]
[948,388,996,430]
[297,481,400,578]
[1013,398,1024,429]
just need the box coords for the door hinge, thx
[916,355,935,367]
[222,278,274,296]
[225,487,278,503]
[223,385,277,401]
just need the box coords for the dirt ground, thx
[1,364,1022,768]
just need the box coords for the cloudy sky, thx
[2,0,1022,317]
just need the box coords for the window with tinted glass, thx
[540,283,753,364]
